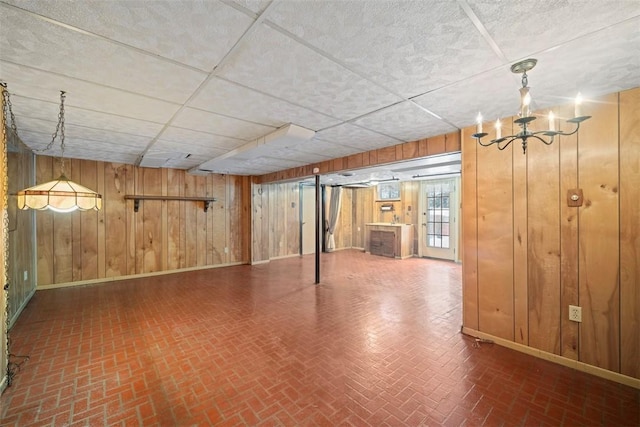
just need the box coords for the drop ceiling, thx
[1,0,638,178]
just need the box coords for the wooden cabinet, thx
[365,223,414,259]
[370,230,395,258]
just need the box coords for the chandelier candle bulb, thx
[495,119,501,139]
[548,111,555,131]
[476,113,483,133]
[575,93,582,117]
[520,87,531,117]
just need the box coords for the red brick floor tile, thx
[1,251,638,427]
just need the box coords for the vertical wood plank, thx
[52,157,73,284]
[194,175,207,267]
[104,163,127,277]
[125,164,137,275]
[619,87,640,378]
[228,175,245,263]
[476,121,514,340]
[527,113,561,354]
[286,183,300,255]
[229,176,239,262]
[210,173,226,265]
[133,166,144,274]
[70,159,82,281]
[142,167,162,273]
[445,132,461,152]
[184,173,198,267]
[252,183,269,263]
[461,126,479,330]
[166,168,183,270]
[559,103,580,360]
[96,160,105,279]
[578,93,620,372]
[161,168,168,271]
[241,176,252,263]
[511,116,528,345]
[428,134,446,155]
[80,159,99,280]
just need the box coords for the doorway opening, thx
[418,176,460,261]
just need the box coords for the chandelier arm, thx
[529,134,554,146]
[550,121,582,137]
[496,137,516,151]
[477,137,498,147]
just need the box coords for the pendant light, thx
[15,90,102,212]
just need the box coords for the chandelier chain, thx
[1,83,18,138]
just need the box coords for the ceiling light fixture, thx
[15,90,102,212]
[472,58,591,154]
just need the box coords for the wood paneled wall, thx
[462,87,640,380]
[7,138,36,326]
[251,181,301,263]
[259,132,460,184]
[347,183,420,252]
[35,157,251,287]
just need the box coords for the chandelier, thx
[472,58,591,154]
[9,89,103,212]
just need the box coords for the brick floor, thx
[1,250,638,426]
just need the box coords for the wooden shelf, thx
[124,195,217,212]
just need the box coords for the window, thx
[377,182,400,200]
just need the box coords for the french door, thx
[419,177,459,260]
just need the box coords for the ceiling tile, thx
[0,61,181,124]
[266,147,334,164]
[468,0,640,62]
[413,66,518,129]
[9,98,165,141]
[189,77,341,130]
[229,0,272,15]
[152,138,228,159]
[300,138,368,158]
[216,24,402,121]
[160,127,246,151]
[514,18,640,111]
[171,108,276,140]
[315,123,401,151]
[265,0,502,98]
[0,6,207,103]
[244,156,308,169]
[352,101,457,142]
[2,0,255,71]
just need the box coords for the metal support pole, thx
[315,174,320,284]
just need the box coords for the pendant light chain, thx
[1,83,30,386]
[2,84,18,138]
[37,91,67,174]
[1,84,10,386]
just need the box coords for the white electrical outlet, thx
[23,271,28,281]
[224,247,228,254]
[569,305,582,322]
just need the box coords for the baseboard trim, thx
[461,327,640,389]
[9,286,36,329]
[269,253,300,261]
[37,262,245,291]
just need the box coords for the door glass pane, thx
[425,180,452,249]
